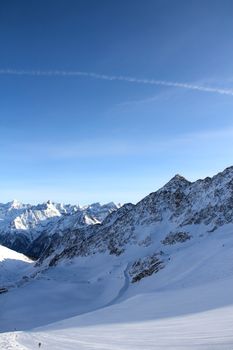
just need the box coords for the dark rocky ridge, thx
[0,201,120,256]
[37,166,233,273]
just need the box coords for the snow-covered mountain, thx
[37,166,233,276]
[1,166,233,349]
[0,200,120,256]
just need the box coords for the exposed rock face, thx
[0,200,120,256]
[129,253,165,283]
[42,203,135,265]
[37,166,233,283]
[162,232,191,245]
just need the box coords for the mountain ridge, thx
[36,165,233,272]
[0,200,121,256]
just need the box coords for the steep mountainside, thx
[38,166,233,278]
[0,200,120,255]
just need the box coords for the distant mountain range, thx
[0,200,120,257]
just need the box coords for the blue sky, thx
[1,0,233,204]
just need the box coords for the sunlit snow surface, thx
[1,225,233,350]
[0,245,33,285]
[1,280,233,350]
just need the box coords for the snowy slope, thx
[0,245,33,286]
[11,283,233,350]
[1,166,233,349]
[1,223,233,332]
[0,244,31,262]
[0,227,233,349]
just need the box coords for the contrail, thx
[0,69,233,96]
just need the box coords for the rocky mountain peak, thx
[7,199,24,210]
[161,174,191,193]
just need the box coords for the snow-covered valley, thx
[11,280,233,350]
[1,167,233,349]
[1,230,233,349]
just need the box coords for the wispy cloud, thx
[1,69,233,97]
